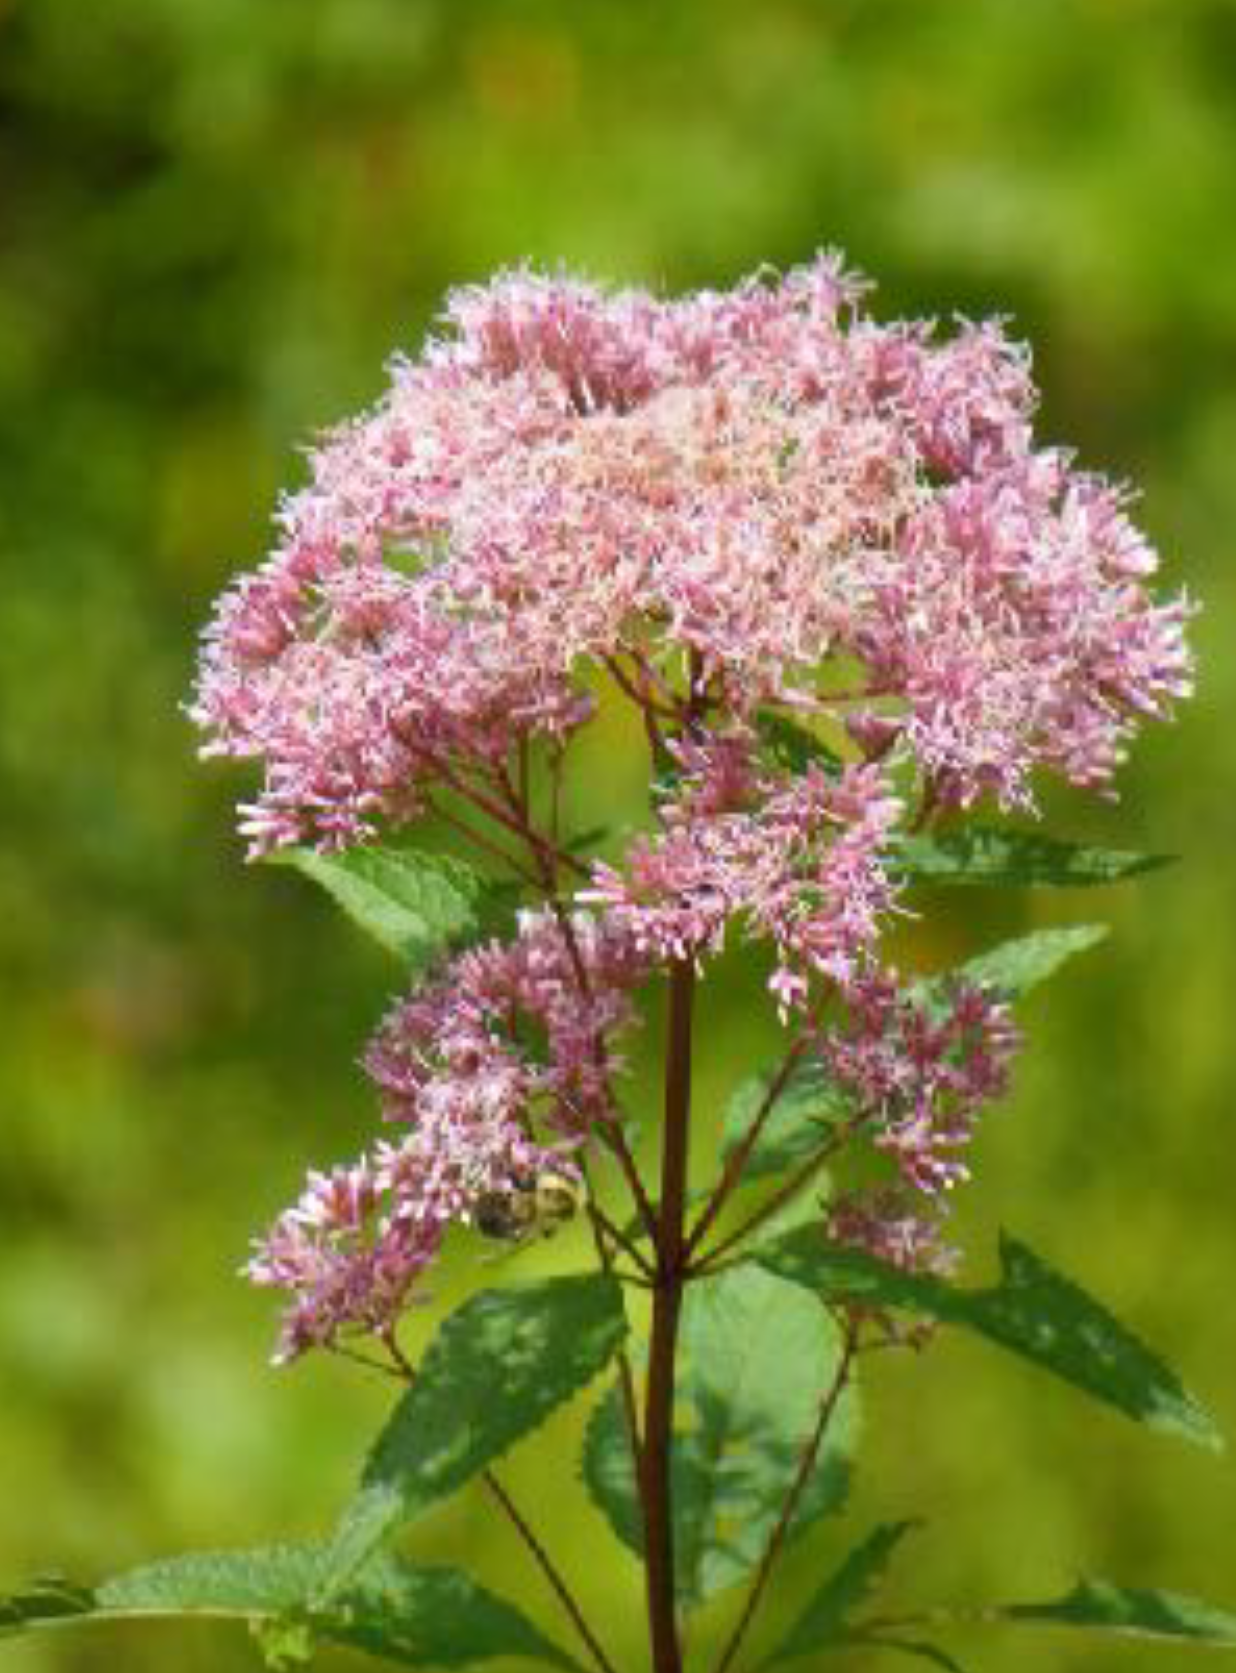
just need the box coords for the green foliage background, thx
[1,1,1233,1668]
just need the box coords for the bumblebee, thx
[472,1170,582,1244]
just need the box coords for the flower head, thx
[193,254,1191,853]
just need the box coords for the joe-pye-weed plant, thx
[6,255,1234,1671]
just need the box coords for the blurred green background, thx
[2,0,1234,1668]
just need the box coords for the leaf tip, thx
[1153,1394,1226,1454]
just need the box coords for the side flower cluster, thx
[247,912,646,1361]
[823,973,1020,1277]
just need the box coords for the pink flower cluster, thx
[825,972,1020,1196]
[818,972,1019,1281]
[585,735,902,1012]
[826,1189,961,1281]
[195,255,1191,1358]
[192,254,1191,853]
[248,911,645,1361]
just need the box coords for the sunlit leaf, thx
[1,1548,580,1670]
[324,1274,627,1595]
[955,923,1109,996]
[270,844,517,971]
[582,1266,857,1606]
[756,1230,1221,1449]
[998,1578,1236,1643]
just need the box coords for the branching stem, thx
[379,1332,620,1673]
[481,1472,622,1673]
[682,1035,809,1262]
[712,1321,859,1673]
[590,1201,658,1281]
[691,1103,877,1276]
[579,1159,645,1484]
[424,794,542,887]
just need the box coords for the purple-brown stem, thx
[603,654,672,761]
[486,757,592,879]
[480,1472,622,1673]
[599,1121,661,1244]
[643,957,696,1673]
[508,794,662,1249]
[399,732,591,880]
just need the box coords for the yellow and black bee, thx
[472,1170,582,1245]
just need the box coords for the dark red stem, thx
[643,958,695,1673]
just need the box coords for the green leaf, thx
[755,710,845,778]
[720,1056,852,1183]
[757,1230,1221,1450]
[251,1610,316,1669]
[324,1274,627,1596]
[564,824,609,856]
[270,843,516,972]
[860,1639,970,1672]
[949,923,1110,998]
[757,1521,919,1669]
[893,827,1174,889]
[1,1547,580,1670]
[998,1578,1236,1643]
[581,1388,643,1558]
[0,1578,94,1632]
[582,1266,857,1607]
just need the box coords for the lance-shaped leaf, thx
[0,1546,581,1670]
[893,827,1174,889]
[719,1055,853,1182]
[582,1266,857,1607]
[755,1520,919,1668]
[955,923,1109,996]
[996,1578,1236,1643]
[324,1274,627,1596]
[759,1545,1236,1668]
[270,844,517,972]
[756,1230,1221,1450]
